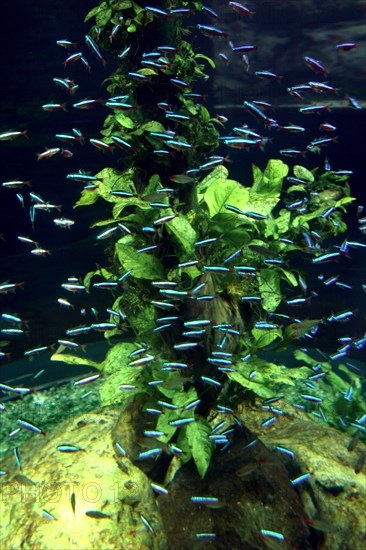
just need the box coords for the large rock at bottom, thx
[0,407,168,550]
[236,401,366,550]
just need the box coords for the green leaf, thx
[84,3,107,22]
[95,4,112,27]
[94,168,137,208]
[199,106,211,124]
[99,343,144,406]
[115,0,132,8]
[138,68,158,76]
[258,268,282,311]
[115,112,135,129]
[251,159,288,197]
[287,185,306,194]
[166,215,197,260]
[251,327,283,350]
[252,164,262,187]
[292,205,329,228]
[197,165,228,196]
[228,357,312,399]
[116,242,165,279]
[50,353,100,369]
[84,267,115,291]
[127,303,156,339]
[143,173,161,196]
[156,387,198,442]
[274,210,291,234]
[184,101,199,116]
[91,218,123,228]
[141,121,166,133]
[132,1,145,14]
[264,159,289,187]
[293,165,314,182]
[127,24,137,33]
[186,416,215,478]
[195,53,216,69]
[95,167,136,204]
[279,268,298,287]
[204,178,250,219]
[74,188,99,208]
[156,410,178,442]
[112,196,150,218]
[168,264,201,284]
[334,196,356,209]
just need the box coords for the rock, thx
[212,4,366,104]
[236,400,366,549]
[0,407,168,550]
[159,422,312,549]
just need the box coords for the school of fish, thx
[0,1,365,545]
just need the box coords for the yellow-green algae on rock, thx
[0,408,168,550]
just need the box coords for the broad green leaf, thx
[115,0,132,8]
[251,159,288,197]
[228,358,312,399]
[99,342,144,406]
[287,185,306,194]
[197,165,228,196]
[140,173,161,198]
[84,3,108,22]
[92,167,136,205]
[213,220,249,247]
[184,101,199,116]
[279,268,298,287]
[115,112,135,129]
[156,387,198,442]
[116,243,165,279]
[141,121,166,133]
[274,210,291,234]
[204,178,250,218]
[166,215,197,260]
[156,410,178,442]
[84,267,115,291]
[127,24,137,33]
[293,349,319,367]
[334,196,356,209]
[50,353,100,369]
[132,1,145,14]
[112,196,150,218]
[95,4,112,26]
[258,268,282,311]
[138,68,158,76]
[227,371,273,399]
[252,164,262,187]
[263,214,279,239]
[292,205,329,228]
[195,53,216,69]
[186,416,215,478]
[74,188,99,208]
[157,382,197,403]
[92,218,124,228]
[251,327,283,350]
[294,165,314,182]
[264,159,289,188]
[127,303,156,339]
[175,427,193,465]
[116,234,135,246]
[168,264,201,283]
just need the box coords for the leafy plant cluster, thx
[54,0,363,477]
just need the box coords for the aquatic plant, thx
[52,1,364,478]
